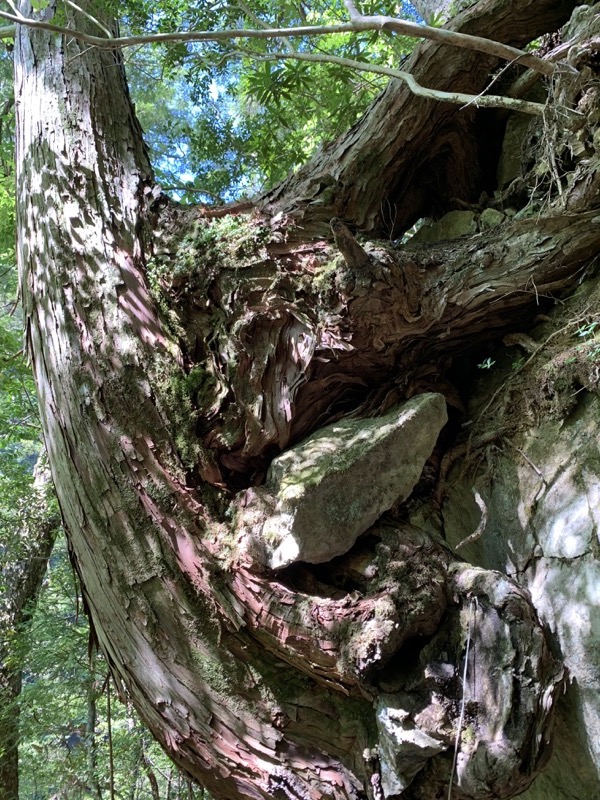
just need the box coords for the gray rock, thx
[260,393,447,569]
[497,114,534,188]
[443,392,600,799]
[411,210,478,243]
[376,695,446,797]
[479,207,506,230]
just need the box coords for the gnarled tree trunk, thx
[15,0,600,798]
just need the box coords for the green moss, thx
[144,480,176,509]
[190,650,229,693]
[310,255,344,293]
[461,724,476,745]
[145,258,194,356]
[330,694,377,741]
[172,215,273,282]
[150,360,204,472]
[246,659,312,705]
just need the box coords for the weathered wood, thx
[14,0,598,798]
[157,207,600,477]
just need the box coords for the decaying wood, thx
[14,0,600,798]
[331,218,371,271]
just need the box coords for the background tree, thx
[0,46,61,795]
[0,458,59,800]
[9,0,600,799]
[17,532,208,800]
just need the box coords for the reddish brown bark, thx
[14,0,599,799]
[157,207,600,478]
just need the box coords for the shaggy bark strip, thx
[156,208,600,476]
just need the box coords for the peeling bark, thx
[14,0,600,798]
[155,207,600,476]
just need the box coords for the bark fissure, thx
[154,208,600,480]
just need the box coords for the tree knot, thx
[330,217,370,270]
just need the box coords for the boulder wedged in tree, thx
[236,392,447,569]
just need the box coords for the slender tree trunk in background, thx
[165,766,173,800]
[127,723,143,800]
[14,0,600,798]
[0,466,59,800]
[86,647,103,800]
[0,671,21,800]
[142,747,161,800]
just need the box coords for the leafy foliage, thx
[0,37,45,649]
[0,48,36,457]
[122,1,423,199]
[127,48,261,203]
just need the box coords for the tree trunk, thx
[86,647,103,800]
[409,0,456,23]
[0,671,21,800]
[14,1,600,799]
[0,464,59,800]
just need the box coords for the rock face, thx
[375,561,561,800]
[252,393,447,569]
[479,207,506,230]
[443,392,600,799]
[496,114,534,188]
[376,694,446,796]
[411,210,478,243]
[410,207,507,242]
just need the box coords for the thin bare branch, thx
[0,7,554,75]
[3,0,24,20]
[160,183,223,201]
[265,50,548,115]
[236,0,295,53]
[455,491,488,550]
[343,0,362,21]
[64,0,113,38]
